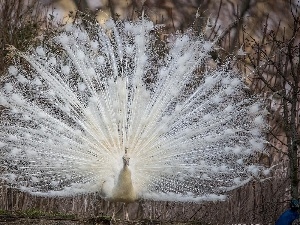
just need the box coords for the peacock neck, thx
[111,153,137,202]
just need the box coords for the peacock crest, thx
[0,15,267,202]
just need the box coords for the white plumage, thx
[0,16,266,203]
[101,149,137,203]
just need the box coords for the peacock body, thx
[0,16,266,202]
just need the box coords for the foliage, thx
[0,0,51,75]
[246,4,300,199]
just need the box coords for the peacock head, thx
[122,148,130,167]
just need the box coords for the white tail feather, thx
[0,17,266,202]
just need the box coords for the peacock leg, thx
[124,203,129,221]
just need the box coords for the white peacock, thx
[0,16,267,207]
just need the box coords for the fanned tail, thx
[0,16,266,201]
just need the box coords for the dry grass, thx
[0,0,52,76]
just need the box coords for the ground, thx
[0,212,204,225]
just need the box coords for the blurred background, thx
[0,0,299,224]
